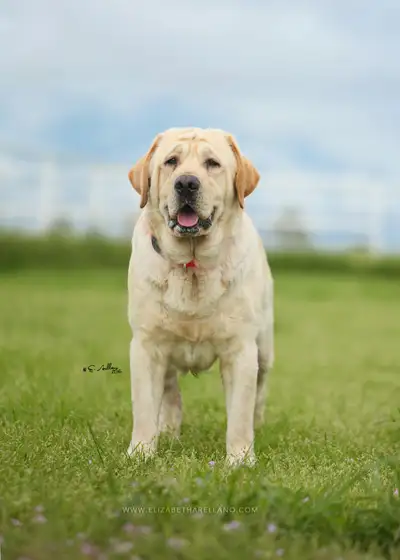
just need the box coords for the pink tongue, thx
[177,211,199,228]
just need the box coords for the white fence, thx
[1,154,399,253]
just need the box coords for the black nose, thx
[174,175,200,196]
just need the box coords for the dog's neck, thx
[145,208,242,271]
[150,234,197,269]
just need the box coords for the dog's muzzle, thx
[168,174,214,235]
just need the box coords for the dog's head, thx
[128,128,260,238]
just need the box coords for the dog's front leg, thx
[220,340,258,466]
[127,334,166,459]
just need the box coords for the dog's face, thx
[129,128,260,238]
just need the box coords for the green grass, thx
[1,269,400,560]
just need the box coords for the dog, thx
[126,127,274,465]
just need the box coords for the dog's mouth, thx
[168,204,216,236]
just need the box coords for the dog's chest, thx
[163,311,228,373]
[162,269,227,316]
[156,271,248,372]
[131,265,259,372]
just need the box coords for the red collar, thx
[182,260,197,269]
[150,234,198,269]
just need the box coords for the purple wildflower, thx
[267,523,277,533]
[113,541,133,554]
[81,542,96,556]
[11,518,23,527]
[122,523,136,534]
[136,525,152,535]
[33,513,47,524]
[167,537,188,549]
[223,520,241,531]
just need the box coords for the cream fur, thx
[126,127,274,465]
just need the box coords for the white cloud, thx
[0,0,399,242]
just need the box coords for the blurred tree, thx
[346,241,370,255]
[272,206,313,251]
[85,226,105,240]
[46,217,75,238]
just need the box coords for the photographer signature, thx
[82,363,122,374]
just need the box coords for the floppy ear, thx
[227,135,260,209]
[128,134,162,208]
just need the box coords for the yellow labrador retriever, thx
[127,127,274,465]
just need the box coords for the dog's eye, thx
[165,156,178,167]
[205,158,220,169]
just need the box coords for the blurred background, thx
[1,0,399,255]
[2,5,400,559]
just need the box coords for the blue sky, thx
[0,0,399,247]
[1,0,399,170]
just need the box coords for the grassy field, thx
[1,269,400,560]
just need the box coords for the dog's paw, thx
[126,440,156,460]
[225,451,257,468]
